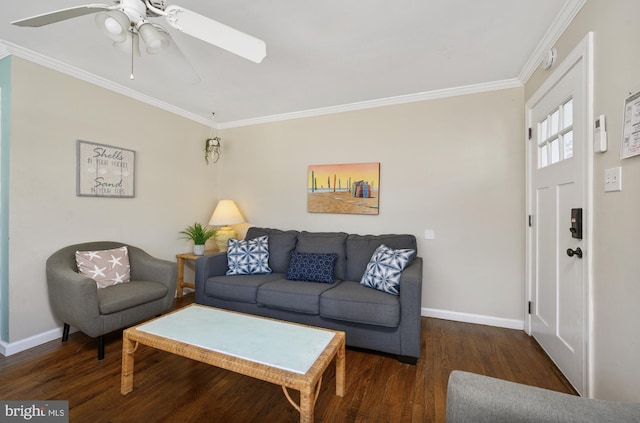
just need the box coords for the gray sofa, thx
[446,371,640,423]
[194,227,423,363]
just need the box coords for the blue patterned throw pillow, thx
[286,252,338,283]
[360,244,416,295]
[226,235,272,275]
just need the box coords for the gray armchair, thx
[446,370,640,423]
[46,241,177,360]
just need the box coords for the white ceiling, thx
[0,1,582,127]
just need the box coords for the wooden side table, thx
[176,250,217,298]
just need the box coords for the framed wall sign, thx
[621,90,640,159]
[76,140,135,198]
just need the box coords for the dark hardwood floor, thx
[0,294,576,422]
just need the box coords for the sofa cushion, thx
[97,280,167,315]
[246,227,299,273]
[285,252,338,283]
[76,246,131,289]
[360,244,416,295]
[320,281,400,327]
[295,231,348,280]
[226,235,272,275]
[205,273,284,304]
[257,279,338,314]
[345,234,417,281]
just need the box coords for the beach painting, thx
[308,162,380,215]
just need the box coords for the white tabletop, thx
[136,305,336,374]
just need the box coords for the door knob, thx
[566,247,583,258]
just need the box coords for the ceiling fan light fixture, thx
[113,32,141,57]
[95,10,131,43]
[138,22,169,54]
[104,17,123,35]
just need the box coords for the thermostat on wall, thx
[594,114,607,153]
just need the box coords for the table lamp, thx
[209,200,245,252]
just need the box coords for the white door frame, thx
[525,32,594,397]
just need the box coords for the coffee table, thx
[121,304,345,423]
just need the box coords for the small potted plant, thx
[180,222,217,256]
[204,137,221,164]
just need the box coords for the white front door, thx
[526,34,593,395]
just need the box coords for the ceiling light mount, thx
[542,48,557,70]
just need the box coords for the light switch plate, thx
[424,229,435,240]
[604,167,622,192]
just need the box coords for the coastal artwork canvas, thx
[308,162,380,215]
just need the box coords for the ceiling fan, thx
[11,0,266,80]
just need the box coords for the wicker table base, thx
[121,305,345,423]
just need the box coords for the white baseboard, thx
[0,327,65,357]
[0,310,523,357]
[422,307,524,330]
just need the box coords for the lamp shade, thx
[209,200,245,226]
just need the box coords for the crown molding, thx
[218,78,523,129]
[0,42,10,60]
[0,41,523,131]
[4,1,577,133]
[0,40,213,127]
[518,0,588,84]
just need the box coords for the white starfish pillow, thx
[76,246,131,288]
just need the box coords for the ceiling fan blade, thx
[152,25,201,85]
[11,4,115,27]
[163,5,266,64]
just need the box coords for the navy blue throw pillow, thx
[285,252,338,283]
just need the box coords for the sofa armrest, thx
[46,257,101,327]
[127,246,177,310]
[398,256,423,358]
[129,247,177,289]
[446,371,640,423]
[194,252,228,303]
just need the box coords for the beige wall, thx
[526,0,640,401]
[7,57,216,342]
[3,0,637,403]
[219,88,526,323]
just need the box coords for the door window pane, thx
[563,99,573,129]
[539,144,549,168]
[540,119,548,143]
[563,130,574,159]
[550,138,560,164]
[550,110,560,135]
